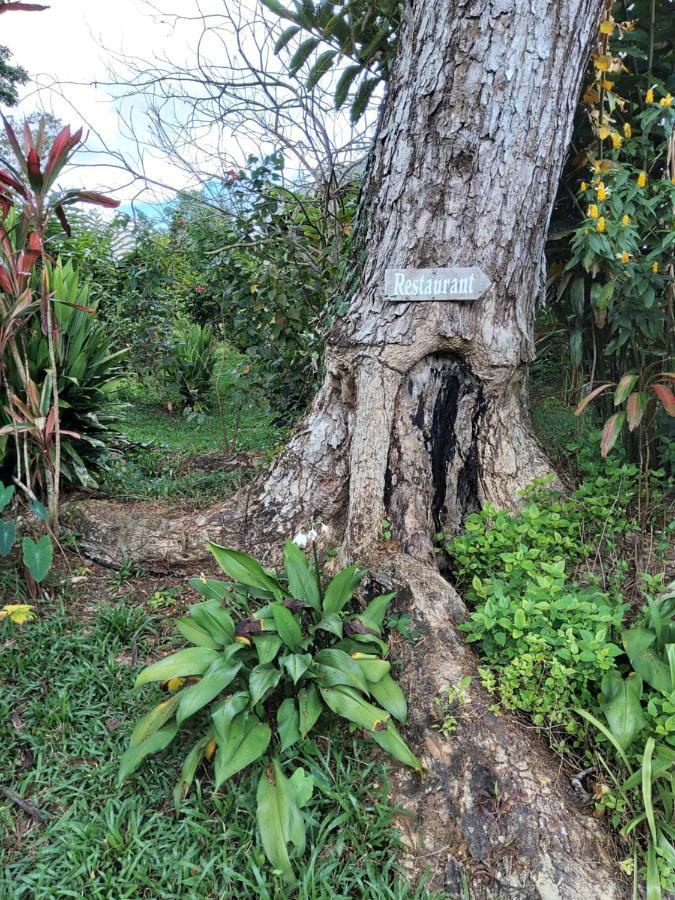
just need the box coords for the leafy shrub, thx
[119,541,418,884]
[0,480,53,594]
[464,562,625,734]
[164,323,217,410]
[1,260,127,488]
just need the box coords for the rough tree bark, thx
[69,0,636,895]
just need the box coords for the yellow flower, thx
[611,133,622,150]
[205,739,217,761]
[166,677,184,692]
[594,56,611,72]
[580,181,588,191]
[622,214,630,227]
[0,604,35,625]
[620,250,629,264]
[596,216,606,233]
[588,203,599,218]
[597,182,607,200]
[646,88,654,104]
[599,21,614,34]
[660,94,673,108]
[637,171,647,188]
[652,262,659,273]
[598,126,612,140]
[601,79,614,91]
[623,123,632,139]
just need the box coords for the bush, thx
[119,541,418,885]
[164,323,217,410]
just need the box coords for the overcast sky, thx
[2,0,224,205]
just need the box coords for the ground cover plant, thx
[0,595,431,899]
[440,446,675,896]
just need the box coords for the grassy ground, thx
[0,596,432,899]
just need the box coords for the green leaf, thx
[176,617,219,649]
[271,602,303,652]
[130,696,180,746]
[176,657,242,725]
[29,500,48,522]
[646,840,662,900]
[624,626,672,694]
[353,656,390,684]
[626,392,647,431]
[207,542,284,600]
[322,564,364,616]
[358,592,396,633]
[0,520,16,556]
[319,685,389,731]
[22,534,53,582]
[643,737,658,846]
[306,49,337,89]
[369,673,407,722]
[334,63,361,110]
[288,767,314,808]
[118,723,179,784]
[298,684,323,737]
[277,698,300,750]
[312,613,343,638]
[350,76,380,123]
[174,732,212,808]
[283,540,320,610]
[249,663,282,706]
[256,759,306,884]
[316,648,369,693]
[274,24,301,54]
[188,577,231,602]
[280,652,313,684]
[253,634,283,665]
[211,691,250,744]
[600,671,646,750]
[371,721,421,770]
[215,713,271,787]
[600,412,625,459]
[189,600,235,644]
[135,647,221,687]
[260,0,297,21]
[289,36,321,74]
[570,276,585,316]
[0,482,15,514]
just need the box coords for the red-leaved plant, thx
[0,116,119,525]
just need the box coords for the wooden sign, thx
[384,266,491,302]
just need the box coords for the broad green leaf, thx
[174,731,212,808]
[253,634,283,665]
[600,671,646,750]
[289,36,321,74]
[190,600,235,644]
[369,673,407,722]
[323,564,365,616]
[312,613,343,638]
[277,698,300,750]
[350,76,380,123]
[319,685,389,731]
[270,602,303,652]
[280,652,312,684]
[354,657,390,684]
[215,714,271,787]
[188,577,231,602]
[316,648,369,693]
[211,691,249,744]
[273,24,301,54]
[0,520,16,556]
[249,663,282,706]
[358,592,396,633]
[646,840,661,900]
[372,721,421,770]
[298,684,323,737]
[118,722,179,784]
[0,483,15,513]
[135,647,221,687]
[176,657,242,725]
[256,759,305,884]
[176,617,219,649]
[260,0,297,23]
[22,534,53,582]
[600,412,625,459]
[130,696,179,746]
[28,500,48,522]
[306,49,336,89]
[284,540,320,610]
[334,63,361,110]
[288,767,314,808]
[207,542,284,599]
[624,626,672,694]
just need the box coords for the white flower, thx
[292,531,309,548]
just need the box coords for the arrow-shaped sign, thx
[384,266,491,302]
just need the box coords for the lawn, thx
[0,597,431,899]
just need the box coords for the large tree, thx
[75,0,636,894]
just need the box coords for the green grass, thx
[0,602,432,899]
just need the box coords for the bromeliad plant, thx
[119,540,420,884]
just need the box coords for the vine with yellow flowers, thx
[547,4,674,468]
